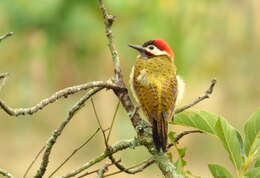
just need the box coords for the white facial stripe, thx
[145,45,169,56]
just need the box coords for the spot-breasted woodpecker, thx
[129,39,185,152]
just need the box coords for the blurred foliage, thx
[0,0,259,177]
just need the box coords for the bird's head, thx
[129,39,174,59]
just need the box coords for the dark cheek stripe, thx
[145,51,155,57]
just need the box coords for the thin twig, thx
[48,128,100,178]
[0,169,15,178]
[99,0,143,128]
[104,129,204,177]
[34,87,103,178]
[167,130,203,149]
[60,139,140,178]
[104,158,155,177]
[91,98,128,175]
[96,164,109,178]
[91,98,108,147]
[104,128,110,132]
[107,100,120,142]
[124,158,154,174]
[98,0,144,130]
[0,32,13,43]
[175,79,217,114]
[108,156,127,172]
[107,155,137,175]
[174,130,203,143]
[0,73,9,92]
[98,0,120,81]
[77,159,121,178]
[0,80,119,116]
[23,145,46,178]
[0,73,9,80]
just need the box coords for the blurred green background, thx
[0,0,259,177]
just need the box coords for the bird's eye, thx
[148,45,154,50]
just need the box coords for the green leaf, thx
[244,108,260,156]
[168,131,176,144]
[177,147,187,158]
[171,110,218,134]
[235,129,245,155]
[208,164,232,178]
[214,117,243,169]
[252,138,260,158]
[173,110,244,169]
[185,170,202,178]
[244,168,260,178]
[175,159,183,174]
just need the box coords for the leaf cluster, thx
[169,108,260,178]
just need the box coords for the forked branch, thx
[47,128,100,178]
[34,87,104,178]
[98,0,144,136]
[0,80,119,116]
[60,139,140,178]
[91,97,137,175]
[104,158,155,177]
[77,160,121,178]
[98,0,120,81]
[175,79,217,114]
[96,164,109,178]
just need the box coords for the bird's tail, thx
[152,112,168,152]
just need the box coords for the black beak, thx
[128,44,145,52]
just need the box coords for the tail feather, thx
[152,113,168,152]
[152,121,161,151]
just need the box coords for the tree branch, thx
[98,0,144,130]
[174,130,203,143]
[105,129,203,177]
[91,97,138,175]
[0,80,119,116]
[91,98,109,147]
[23,145,46,178]
[0,73,9,80]
[167,130,203,150]
[125,158,154,174]
[34,87,104,178]
[107,155,133,174]
[47,128,100,178]
[98,0,120,81]
[0,32,13,43]
[0,73,9,92]
[96,164,109,178]
[77,159,121,178]
[60,138,140,178]
[104,158,155,177]
[107,100,120,142]
[0,169,15,178]
[175,79,217,114]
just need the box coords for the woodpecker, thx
[129,39,184,152]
